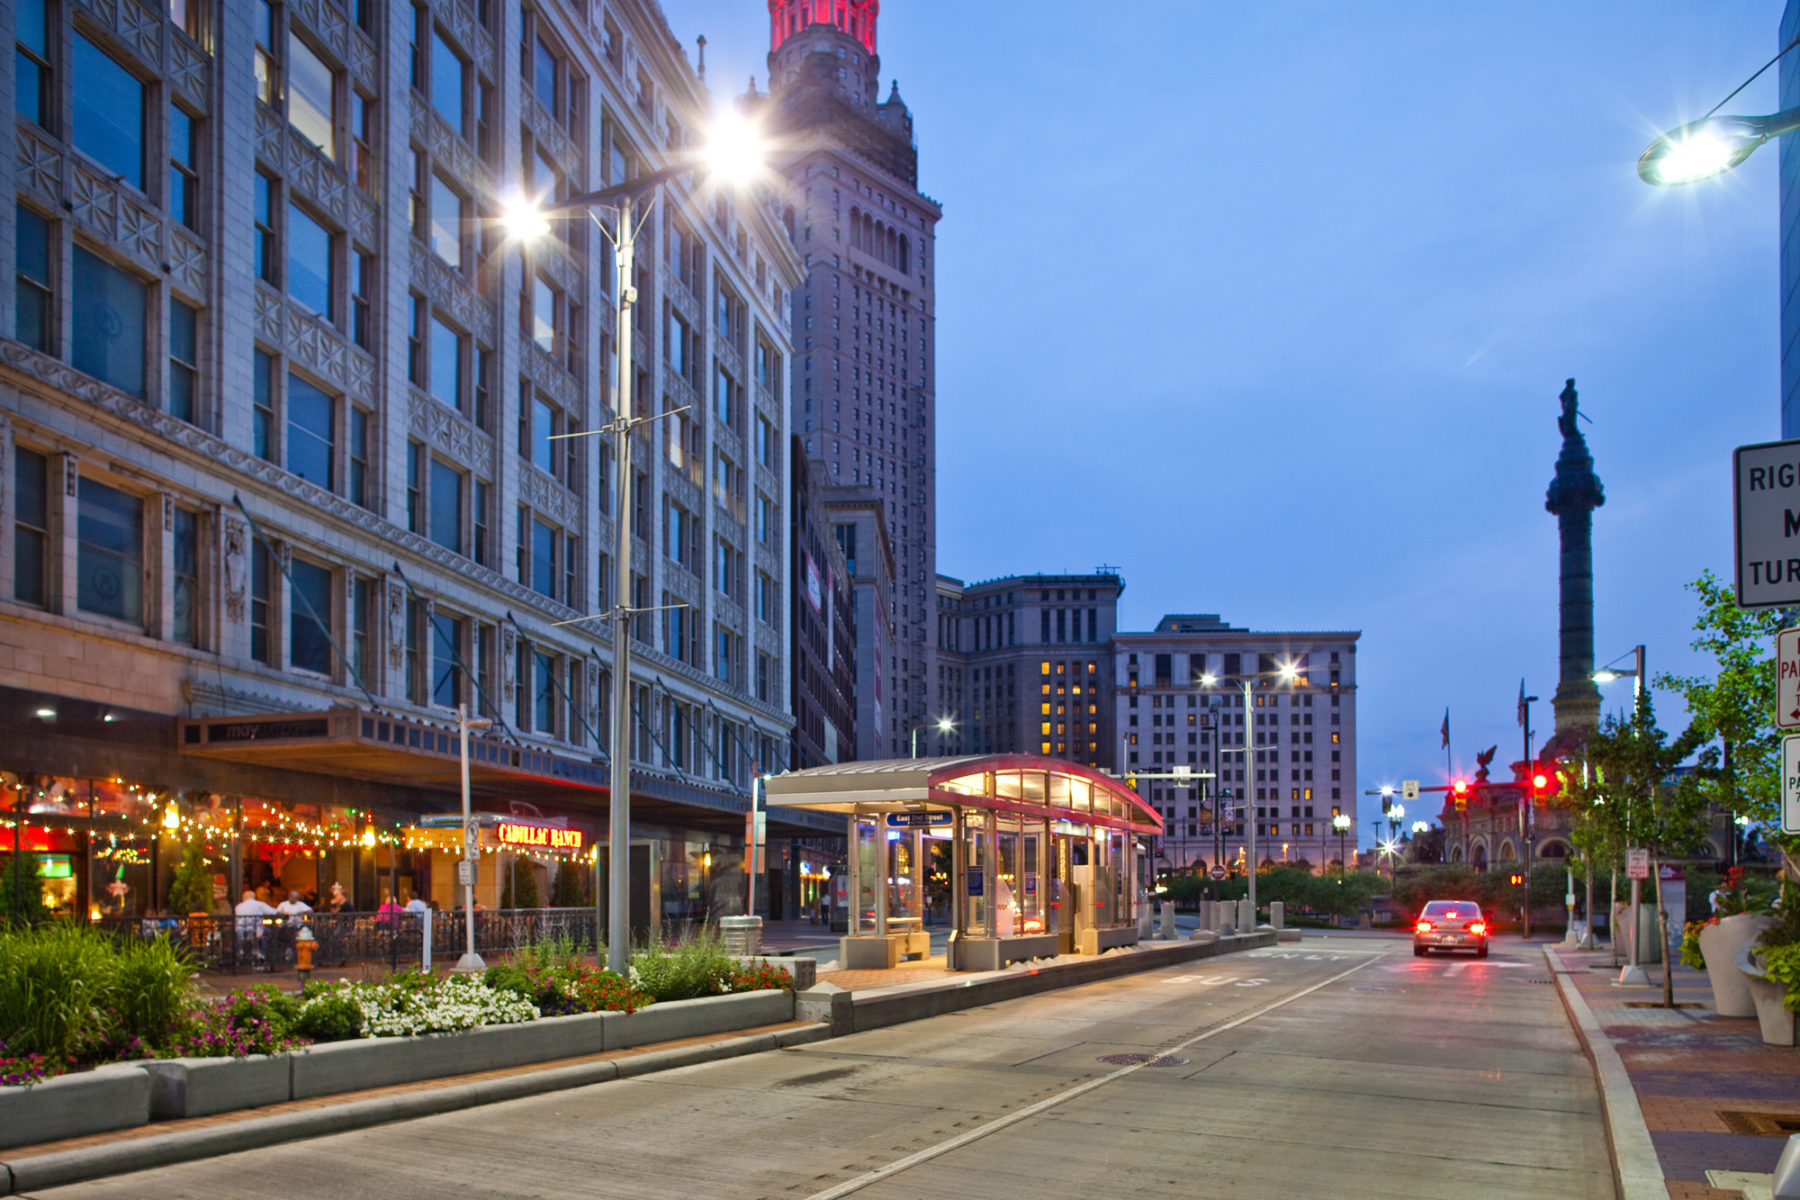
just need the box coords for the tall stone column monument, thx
[1544,378,1605,752]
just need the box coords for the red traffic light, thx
[1451,778,1469,811]
[1533,773,1548,790]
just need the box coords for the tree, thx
[1658,570,1797,882]
[549,859,587,907]
[1406,827,1446,865]
[167,839,214,916]
[0,853,49,926]
[500,857,540,909]
[1578,690,1711,1006]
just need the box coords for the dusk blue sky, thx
[672,2,1782,845]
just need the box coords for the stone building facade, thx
[0,0,830,927]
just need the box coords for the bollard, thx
[1237,898,1253,934]
[1270,900,1284,931]
[1197,899,1212,933]
[1159,901,1175,940]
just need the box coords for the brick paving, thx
[1547,944,1799,1197]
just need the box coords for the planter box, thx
[1698,913,1773,1018]
[1734,940,1799,1047]
[607,989,793,1051]
[140,1055,290,1119]
[290,1011,611,1100]
[0,1063,149,1150]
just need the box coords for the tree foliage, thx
[1658,570,1796,876]
[167,839,215,917]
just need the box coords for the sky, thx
[665,1,1785,845]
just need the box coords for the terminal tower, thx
[761,0,942,757]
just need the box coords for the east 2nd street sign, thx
[1734,437,1800,607]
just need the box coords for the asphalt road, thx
[30,936,1613,1200]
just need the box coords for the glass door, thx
[852,815,880,936]
[962,810,990,937]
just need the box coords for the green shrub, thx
[0,923,118,1059]
[1757,943,1800,1013]
[549,861,588,907]
[500,859,540,909]
[110,934,198,1046]
[166,840,214,917]
[164,986,303,1058]
[632,931,739,1002]
[0,854,50,926]
[294,991,364,1042]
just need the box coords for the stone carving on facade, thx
[500,626,517,703]
[61,452,77,496]
[168,34,208,105]
[222,518,247,622]
[386,579,407,669]
[16,129,61,199]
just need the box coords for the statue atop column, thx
[1544,378,1605,758]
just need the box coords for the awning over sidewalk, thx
[180,710,839,835]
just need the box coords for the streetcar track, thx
[797,954,1382,1200]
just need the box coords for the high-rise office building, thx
[760,0,939,757]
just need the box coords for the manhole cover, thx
[1352,987,1404,994]
[1719,1111,1800,1137]
[1096,1054,1189,1068]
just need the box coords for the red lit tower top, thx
[769,0,878,56]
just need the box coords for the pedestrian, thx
[234,888,277,966]
[324,881,350,913]
[276,890,313,922]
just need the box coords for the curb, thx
[1543,945,1665,1200]
[0,1024,829,1196]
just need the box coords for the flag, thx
[1517,679,1528,729]
[1440,709,1450,749]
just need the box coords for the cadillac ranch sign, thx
[494,820,585,852]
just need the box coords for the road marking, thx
[1443,960,1528,974]
[800,956,1379,1200]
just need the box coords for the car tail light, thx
[1415,921,1434,933]
[1469,922,1486,935]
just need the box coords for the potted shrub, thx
[1695,868,1772,1018]
[1738,882,1800,1046]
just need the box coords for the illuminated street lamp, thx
[910,717,956,759]
[504,110,767,974]
[1198,660,1301,920]
[1638,38,1800,186]
[1332,812,1351,877]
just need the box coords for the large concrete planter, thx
[1735,940,1800,1047]
[1698,912,1773,1018]
[0,1064,150,1149]
[140,1054,290,1119]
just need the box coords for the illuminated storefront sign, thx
[494,821,585,852]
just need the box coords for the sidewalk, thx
[1544,941,1798,1199]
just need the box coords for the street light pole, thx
[604,190,642,975]
[455,703,492,973]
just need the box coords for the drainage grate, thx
[1096,1053,1190,1068]
[1352,987,1404,994]
[1621,1001,1705,1010]
[1520,978,1555,985]
[1718,1111,1800,1137]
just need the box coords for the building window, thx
[430,173,465,270]
[12,448,48,607]
[287,203,335,318]
[289,557,334,675]
[286,372,336,490]
[170,104,200,229]
[432,611,464,708]
[428,457,463,553]
[532,651,557,734]
[531,515,557,599]
[532,273,560,352]
[171,507,200,647]
[431,26,467,135]
[286,31,338,159]
[429,314,465,410]
[71,248,147,398]
[715,625,734,684]
[250,543,272,664]
[255,172,277,284]
[72,32,144,191]
[168,299,199,423]
[15,204,52,353]
[253,0,278,104]
[253,350,275,461]
[407,441,424,534]
[16,0,51,129]
[350,88,374,191]
[76,477,142,624]
[473,479,490,567]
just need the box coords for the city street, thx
[32,937,1613,1200]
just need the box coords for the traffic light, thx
[1451,778,1469,811]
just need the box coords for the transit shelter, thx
[764,756,1162,971]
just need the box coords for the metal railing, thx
[93,908,602,975]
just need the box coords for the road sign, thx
[886,811,952,828]
[1625,847,1650,880]
[1734,438,1800,608]
[1780,629,1800,730]
[1209,865,1228,881]
[1784,736,1800,835]
[456,860,476,887]
[1401,780,1419,802]
[463,820,479,862]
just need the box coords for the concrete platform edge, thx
[0,1024,828,1196]
[1543,945,1665,1200]
[849,931,1277,1032]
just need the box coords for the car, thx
[1413,899,1488,958]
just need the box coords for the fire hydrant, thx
[295,924,316,983]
